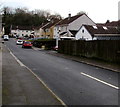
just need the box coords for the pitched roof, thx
[60,32,67,35]
[56,14,85,26]
[105,20,120,27]
[33,24,45,30]
[83,25,120,36]
[97,20,120,27]
[12,25,34,30]
[69,30,78,36]
[42,20,61,30]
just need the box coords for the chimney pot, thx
[68,13,71,20]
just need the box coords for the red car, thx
[22,41,32,48]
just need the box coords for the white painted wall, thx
[54,14,96,39]
[34,29,40,37]
[75,26,92,40]
[60,25,68,33]
[11,29,33,37]
[53,26,62,39]
[68,14,96,31]
[53,27,57,38]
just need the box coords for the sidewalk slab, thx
[2,45,63,105]
[0,38,2,106]
[46,50,120,72]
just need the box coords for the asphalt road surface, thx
[4,38,119,105]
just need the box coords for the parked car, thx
[53,46,58,51]
[22,41,32,48]
[16,37,23,40]
[3,35,9,41]
[16,39,23,45]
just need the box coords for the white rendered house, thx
[53,13,96,39]
[75,24,120,40]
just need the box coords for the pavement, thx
[0,38,2,106]
[33,47,120,72]
[2,43,64,106]
[48,51,120,72]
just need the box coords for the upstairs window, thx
[82,29,84,33]
[103,26,108,30]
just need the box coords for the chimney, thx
[68,13,71,20]
[106,20,110,24]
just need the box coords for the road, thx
[4,38,119,105]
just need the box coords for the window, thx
[82,29,84,33]
[46,29,49,32]
[93,26,97,29]
[103,26,108,30]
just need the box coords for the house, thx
[59,30,78,38]
[34,23,49,38]
[105,20,120,27]
[41,20,61,38]
[75,24,120,40]
[0,15,3,36]
[33,26,42,38]
[11,25,34,38]
[33,24,48,38]
[97,20,120,27]
[54,13,96,39]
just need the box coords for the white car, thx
[16,39,23,45]
[3,35,9,41]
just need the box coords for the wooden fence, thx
[58,40,120,63]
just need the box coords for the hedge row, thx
[32,39,56,50]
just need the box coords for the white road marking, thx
[25,66,67,106]
[10,51,25,67]
[7,47,25,67]
[81,72,119,90]
[7,47,66,106]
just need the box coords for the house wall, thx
[53,27,57,39]
[45,28,52,38]
[75,26,92,40]
[11,29,33,37]
[68,14,96,30]
[53,25,69,38]
[60,25,68,33]
[50,26,54,38]
[34,29,40,37]
[42,27,54,38]
[41,29,46,37]
[39,28,44,37]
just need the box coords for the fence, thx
[58,40,120,63]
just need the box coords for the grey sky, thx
[1,0,120,23]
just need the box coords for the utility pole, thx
[56,30,60,47]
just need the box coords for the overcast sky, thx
[1,0,120,23]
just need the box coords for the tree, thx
[77,11,87,15]
[0,3,3,35]
[1,6,62,34]
[2,7,14,34]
